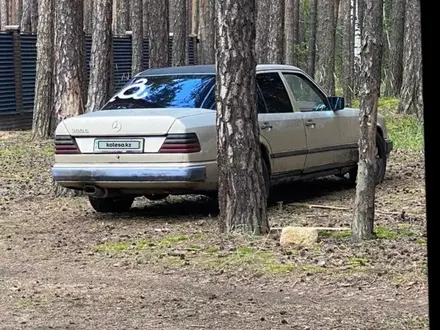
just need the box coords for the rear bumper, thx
[52,164,206,183]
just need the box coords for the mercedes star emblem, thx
[112,121,122,132]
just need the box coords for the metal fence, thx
[0,31,198,131]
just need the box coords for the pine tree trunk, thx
[307,0,317,77]
[86,0,112,113]
[143,0,148,38]
[30,0,37,33]
[256,0,270,63]
[342,0,353,106]
[191,0,198,35]
[20,0,31,32]
[1,0,9,29]
[284,0,296,65]
[148,0,169,68]
[384,0,405,97]
[31,0,53,139]
[115,0,129,35]
[315,0,336,95]
[131,0,143,74]
[171,0,187,66]
[352,0,383,242]
[216,0,269,234]
[398,0,422,120]
[358,0,365,39]
[13,0,22,24]
[199,0,215,64]
[267,0,284,63]
[52,0,85,197]
[84,0,94,35]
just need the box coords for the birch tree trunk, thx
[352,0,383,241]
[31,0,53,139]
[86,0,113,113]
[216,0,269,234]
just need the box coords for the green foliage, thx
[352,97,424,152]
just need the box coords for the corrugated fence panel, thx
[113,36,132,91]
[0,34,16,113]
[142,39,150,70]
[1,34,199,130]
[20,35,37,113]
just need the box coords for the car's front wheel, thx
[88,196,135,213]
[349,132,387,185]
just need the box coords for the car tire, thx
[348,132,387,185]
[88,196,134,213]
[262,159,271,201]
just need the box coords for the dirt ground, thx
[0,132,428,329]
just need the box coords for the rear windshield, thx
[102,74,216,110]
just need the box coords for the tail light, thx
[55,135,80,154]
[159,133,201,153]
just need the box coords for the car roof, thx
[138,64,303,76]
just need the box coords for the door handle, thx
[260,122,273,130]
[305,121,316,128]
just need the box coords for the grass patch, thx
[348,257,369,267]
[320,230,351,239]
[415,238,426,245]
[95,242,130,252]
[205,246,219,253]
[351,97,423,152]
[375,226,398,239]
[160,235,188,245]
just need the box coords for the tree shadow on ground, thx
[118,176,355,220]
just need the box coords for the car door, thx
[281,72,343,173]
[256,71,307,176]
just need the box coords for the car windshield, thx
[102,74,216,110]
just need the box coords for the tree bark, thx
[358,0,365,39]
[148,0,169,68]
[384,0,405,97]
[267,0,284,63]
[20,0,31,32]
[84,0,94,34]
[352,0,383,242]
[315,0,336,95]
[199,0,215,64]
[398,0,422,120]
[191,0,198,35]
[1,0,9,29]
[86,0,112,113]
[31,0,53,139]
[171,0,187,66]
[131,0,143,74]
[143,0,148,38]
[216,0,269,234]
[284,0,296,65]
[256,0,270,63]
[115,0,129,35]
[12,0,22,24]
[52,0,85,197]
[307,0,317,77]
[342,0,353,106]
[30,0,36,33]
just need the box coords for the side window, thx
[209,85,268,113]
[282,73,331,112]
[257,73,294,113]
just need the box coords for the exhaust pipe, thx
[83,185,108,198]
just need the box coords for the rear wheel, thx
[349,132,387,185]
[88,196,134,213]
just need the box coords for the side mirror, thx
[328,96,345,111]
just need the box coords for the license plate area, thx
[93,138,144,153]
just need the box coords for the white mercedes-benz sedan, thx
[52,64,393,213]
